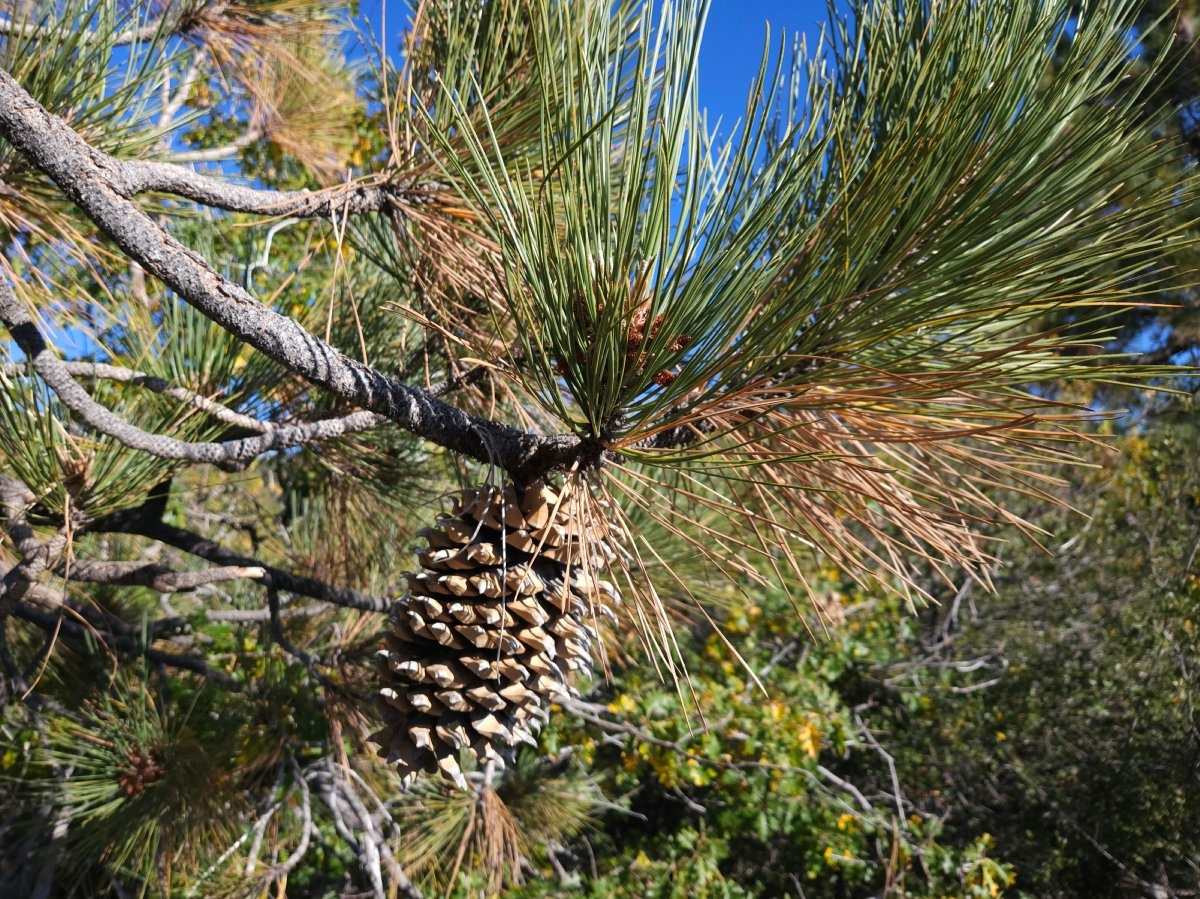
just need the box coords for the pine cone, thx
[373,481,619,789]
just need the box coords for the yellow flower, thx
[797,721,821,759]
[608,693,637,714]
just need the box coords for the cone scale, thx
[373,481,619,789]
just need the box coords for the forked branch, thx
[0,277,388,466]
[0,68,580,481]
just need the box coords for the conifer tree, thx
[0,0,1193,895]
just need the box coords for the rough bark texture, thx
[114,159,402,218]
[0,68,581,481]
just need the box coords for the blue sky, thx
[697,1,829,130]
[356,1,831,127]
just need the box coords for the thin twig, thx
[8,602,241,689]
[268,760,313,882]
[855,714,906,823]
[55,558,266,592]
[0,281,387,465]
[187,824,256,898]
[244,766,287,877]
[267,587,325,670]
[814,765,873,813]
[3,361,275,433]
[157,55,201,134]
[164,128,265,164]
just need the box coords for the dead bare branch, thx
[3,361,275,434]
[55,558,266,592]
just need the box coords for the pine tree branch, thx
[3,360,276,434]
[0,277,389,466]
[1,474,40,556]
[0,14,166,47]
[2,478,265,623]
[53,558,266,592]
[89,502,392,614]
[113,157,397,215]
[7,473,395,615]
[0,68,580,480]
[0,477,66,604]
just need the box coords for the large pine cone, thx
[373,481,619,789]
